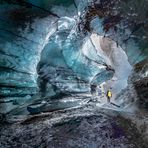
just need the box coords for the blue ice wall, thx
[0,2,59,113]
[0,0,147,113]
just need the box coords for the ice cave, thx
[0,0,148,147]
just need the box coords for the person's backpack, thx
[107,91,112,97]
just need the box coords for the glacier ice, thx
[0,0,147,114]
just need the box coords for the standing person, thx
[98,86,102,97]
[90,84,97,97]
[106,89,112,103]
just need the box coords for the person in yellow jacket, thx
[106,89,112,103]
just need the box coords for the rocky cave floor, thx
[0,96,147,148]
[0,94,147,148]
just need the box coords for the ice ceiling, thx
[0,0,147,113]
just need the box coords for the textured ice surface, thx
[0,99,147,148]
[37,15,115,95]
[0,0,147,114]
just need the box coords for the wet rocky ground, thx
[0,96,147,148]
